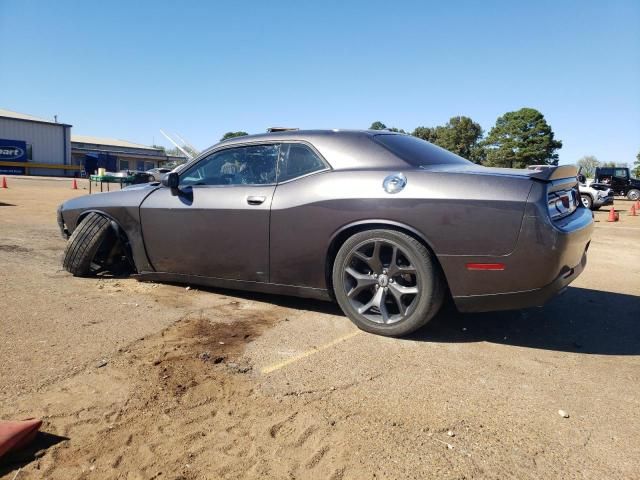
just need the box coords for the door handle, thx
[246,195,266,205]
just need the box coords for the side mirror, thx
[161,172,179,189]
[578,174,586,184]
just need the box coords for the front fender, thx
[59,187,160,272]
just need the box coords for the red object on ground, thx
[630,204,637,217]
[1,177,6,189]
[636,200,640,210]
[0,419,42,458]
[606,207,618,222]
[72,179,78,190]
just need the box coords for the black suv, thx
[594,167,640,201]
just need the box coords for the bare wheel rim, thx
[343,240,421,324]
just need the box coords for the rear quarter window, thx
[277,143,328,182]
[373,134,471,167]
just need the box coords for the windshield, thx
[373,134,471,167]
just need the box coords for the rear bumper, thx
[443,204,593,312]
[454,251,587,312]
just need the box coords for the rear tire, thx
[62,212,112,277]
[627,189,640,201]
[332,229,444,337]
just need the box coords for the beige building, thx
[71,135,185,176]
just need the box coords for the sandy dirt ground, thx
[1,176,639,479]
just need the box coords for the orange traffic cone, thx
[0,418,42,458]
[607,206,618,222]
[630,204,637,216]
[1,177,6,189]
[636,200,640,210]
[72,178,78,190]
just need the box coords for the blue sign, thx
[0,139,27,175]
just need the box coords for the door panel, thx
[140,185,275,282]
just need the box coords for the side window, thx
[614,168,628,178]
[277,143,327,183]
[180,145,278,186]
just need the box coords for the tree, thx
[634,150,640,178]
[220,131,249,141]
[483,108,562,168]
[412,116,485,163]
[601,161,628,168]
[435,116,484,163]
[412,126,438,143]
[369,121,406,133]
[577,155,599,178]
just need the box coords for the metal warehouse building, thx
[0,108,74,176]
[1,108,186,177]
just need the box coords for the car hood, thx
[61,184,161,213]
[122,182,160,191]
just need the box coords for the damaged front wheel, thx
[62,212,132,277]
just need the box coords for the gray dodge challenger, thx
[58,130,593,336]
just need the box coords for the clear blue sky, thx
[1,0,638,165]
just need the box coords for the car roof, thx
[201,130,406,170]
[217,129,393,145]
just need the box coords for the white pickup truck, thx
[578,177,614,210]
[527,165,613,211]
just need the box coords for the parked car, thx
[577,175,613,210]
[119,170,155,184]
[145,167,172,182]
[57,131,593,337]
[594,167,640,201]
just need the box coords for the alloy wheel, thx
[343,240,420,324]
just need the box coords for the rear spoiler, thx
[527,165,578,182]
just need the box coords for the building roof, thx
[0,108,72,127]
[71,135,161,151]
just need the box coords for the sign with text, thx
[0,139,27,175]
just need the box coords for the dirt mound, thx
[7,309,346,480]
[22,312,279,479]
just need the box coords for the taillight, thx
[548,187,579,220]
